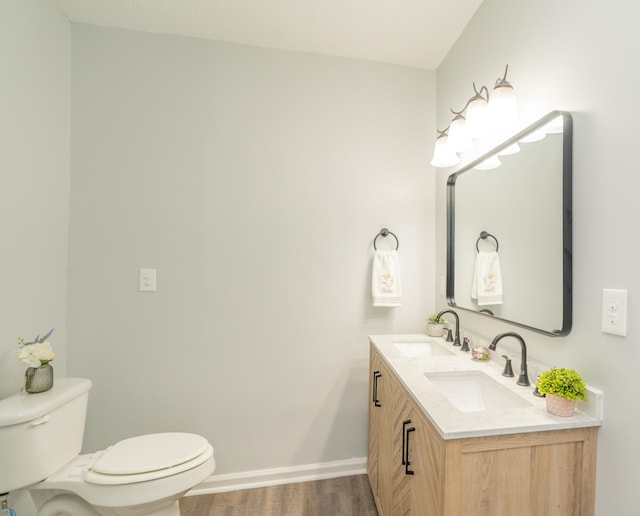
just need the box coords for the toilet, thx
[0,378,215,515]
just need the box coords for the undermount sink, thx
[393,340,454,358]
[424,371,532,412]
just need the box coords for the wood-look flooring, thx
[179,474,378,516]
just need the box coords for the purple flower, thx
[39,328,55,343]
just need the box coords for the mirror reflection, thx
[446,111,572,336]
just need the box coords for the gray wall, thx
[1,1,70,512]
[435,1,640,513]
[8,0,637,512]
[67,25,436,475]
[0,1,70,396]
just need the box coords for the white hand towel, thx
[471,251,503,306]
[372,250,401,307]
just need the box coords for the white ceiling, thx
[50,0,483,69]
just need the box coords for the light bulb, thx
[489,85,518,133]
[447,114,473,153]
[465,97,489,139]
[488,66,518,134]
[430,135,460,168]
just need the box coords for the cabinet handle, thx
[402,419,411,465]
[405,426,416,475]
[373,371,382,407]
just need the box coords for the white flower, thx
[16,341,55,367]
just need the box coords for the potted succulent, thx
[536,367,587,417]
[426,313,445,337]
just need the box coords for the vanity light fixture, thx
[430,131,460,168]
[447,110,474,153]
[430,65,520,170]
[487,65,518,133]
[464,83,490,139]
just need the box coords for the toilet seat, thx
[85,433,211,485]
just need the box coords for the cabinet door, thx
[455,428,598,516]
[367,352,381,494]
[390,384,414,515]
[368,349,395,516]
[409,407,444,514]
[391,385,444,515]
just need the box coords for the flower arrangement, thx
[16,328,55,368]
[536,367,587,401]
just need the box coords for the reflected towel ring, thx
[475,231,499,252]
[373,228,399,250]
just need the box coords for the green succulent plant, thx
[427,312,445,324]
[536,367,587,401]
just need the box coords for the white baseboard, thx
[186,457,367,496]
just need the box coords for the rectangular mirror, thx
[446,111,572,336]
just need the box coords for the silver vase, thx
[25,363,54,393]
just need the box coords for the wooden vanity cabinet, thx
[367,345,598,516]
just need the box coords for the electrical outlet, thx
[602,289,627,336]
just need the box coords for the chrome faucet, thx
[489,332,530,386]
[436,309,460,347]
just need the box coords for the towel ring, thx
[475,231,499,252]
[373,228,399,250]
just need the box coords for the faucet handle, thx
[445,328,454,343]
[533,376,545,397]
[501,355,514,377]
[460,337,470,352]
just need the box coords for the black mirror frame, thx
[446,110,572,337]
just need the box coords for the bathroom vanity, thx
[367,334,601,516]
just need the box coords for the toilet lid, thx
[90,433,209,476]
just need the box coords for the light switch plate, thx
[601,288,627,336]
[139,268,157,292]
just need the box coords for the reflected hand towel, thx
[471,251,503,305]
[372,250,401,307]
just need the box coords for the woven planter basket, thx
[545,394,576,417]
[426,322,445,337]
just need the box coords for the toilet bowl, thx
[30,433,215,516]
[0,378,215,516]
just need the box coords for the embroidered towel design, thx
[372,250,401,307]
[471,251,503,306]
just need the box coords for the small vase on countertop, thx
[426,322,445,337]
[545,393,576,417]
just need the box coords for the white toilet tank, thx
[0,377,91,493]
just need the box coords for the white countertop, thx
[370,334,602,440]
